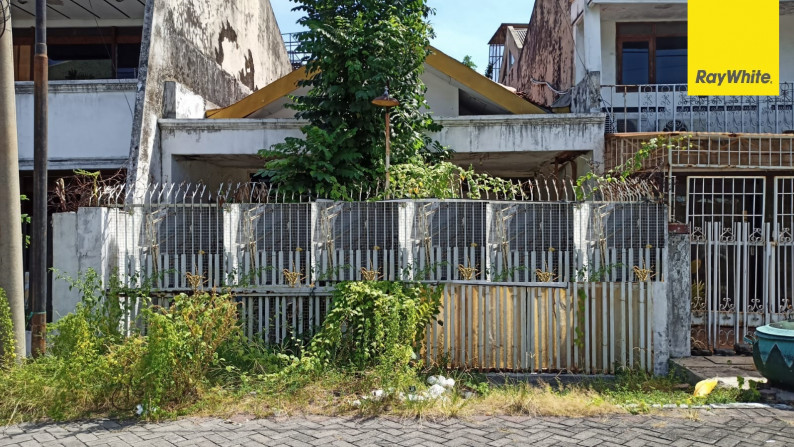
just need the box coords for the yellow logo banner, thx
[688,0,779,96]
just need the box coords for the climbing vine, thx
[387,159,520,199]
[575,135,691,200]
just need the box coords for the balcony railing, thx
[601,83,794,134]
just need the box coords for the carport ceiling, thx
[11,0,146,21]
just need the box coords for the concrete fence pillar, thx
[51,212,79,321]
[397,201,416,280]
[667,223,692,359]
[51,208,118,320]
[223,204,242,285]
[652,280,670,375]
[573,203,592,279]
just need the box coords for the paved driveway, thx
[2,407,793,446]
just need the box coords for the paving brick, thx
[3,408,794,446]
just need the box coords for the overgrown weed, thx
[0,274,759,425]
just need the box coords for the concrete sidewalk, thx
[2,407,794,446]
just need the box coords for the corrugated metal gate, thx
[688,176,794,350]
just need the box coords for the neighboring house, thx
[9,0,291,315]
[9,0,292,198]
[154,46,604,184]
[503,0,794,350]
[487,23,528,85]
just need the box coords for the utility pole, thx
[30,0,47,356]
[0,2,27,361]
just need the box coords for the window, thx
[12,27,142,81]
[617,22,687,85]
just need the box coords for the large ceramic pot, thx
[745,320,794,389]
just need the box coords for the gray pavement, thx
[2,407,794,446]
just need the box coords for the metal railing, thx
[601,83,794,134]
[282,33,310,70]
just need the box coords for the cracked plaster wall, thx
[127,0,292,198]
[504,0,574,108]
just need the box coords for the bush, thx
[132,292,241,414]
[306,281,441,382]
[0,288,16,369]
[0,278,445,422]
[0,283,242,421]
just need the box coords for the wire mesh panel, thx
[489,203,573,282]
[411,201,488,281]
[140,204,224,290]
[233,203,312,287]
[315,201,400,283]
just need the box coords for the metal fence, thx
[601,83,794,134]
[54,180,670,373]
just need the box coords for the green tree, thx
[461,55,477,70]
[259,0,446,199]
[484,62,494,79]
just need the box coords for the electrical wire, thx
[530,77,571,96]
[519,0,610,111]
[0,0,11,39]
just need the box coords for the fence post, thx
[652,280,670,375]
[484,202,494,279]
[51,208,117,320]
[397,201,416,280]
[223,204,242,285]
[51,212,79,321]
[667,223,691,359]
[573,203,592,279]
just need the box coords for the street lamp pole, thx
[31,0,48,356]
[372,86,399,197]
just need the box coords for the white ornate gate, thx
[688,176,794,350]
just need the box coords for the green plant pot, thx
[745,320,794,390]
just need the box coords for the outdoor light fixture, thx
[372,86,399,197]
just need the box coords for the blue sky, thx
[270,0,535,74]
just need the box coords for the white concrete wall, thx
[423,68,460,117]
[158,113,606,184]
[51,213,79,321]
[600,19,617,85]
[15,81,135,170]
[432,114,605,154]
[51,207,141,320]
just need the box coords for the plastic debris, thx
[427,384,447,398]
[694,379,719,397]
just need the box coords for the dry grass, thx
[682,409,702,422]
[471,384,623,418]
[187,380,625,421]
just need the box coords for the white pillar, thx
[652,281,670,376]
[223,204,242,285]
[397,201,416,280]
[573,203,592,280]
[583,4,602,75]
[51,212,79,321]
